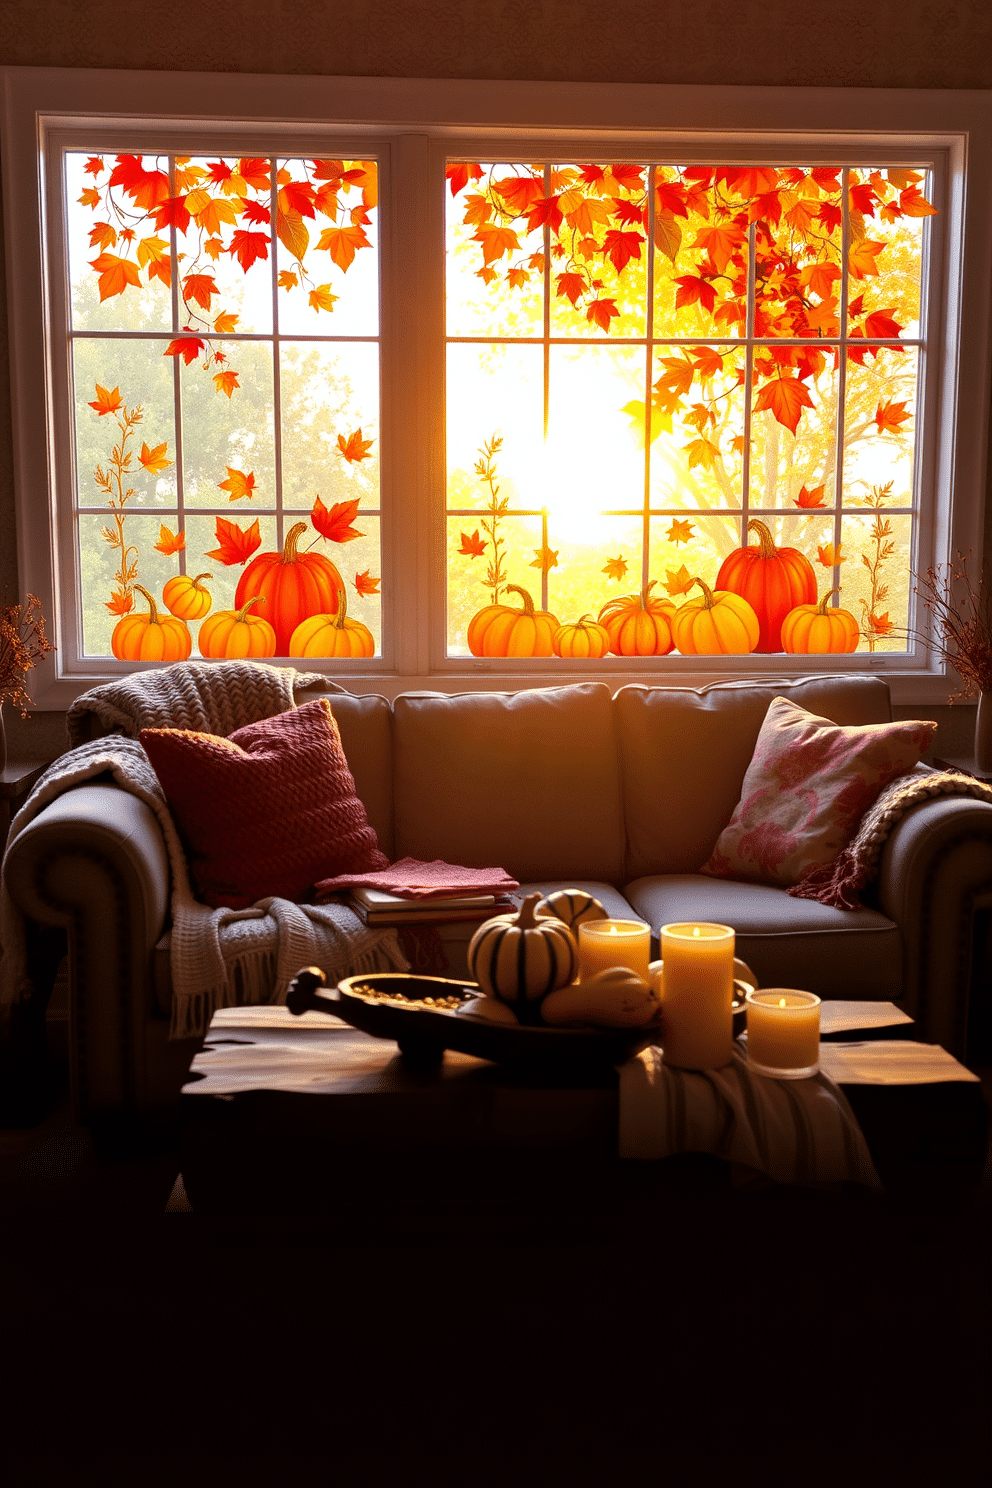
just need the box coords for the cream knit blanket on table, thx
[2,661,407,1038]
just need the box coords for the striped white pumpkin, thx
[468,893,578,1014]
[538,889,609,933]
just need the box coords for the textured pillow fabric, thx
[700,696,937,888]
[141,698,388,909]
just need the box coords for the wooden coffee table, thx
[179,1001,989,1218]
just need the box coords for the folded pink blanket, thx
[314,857,520,901]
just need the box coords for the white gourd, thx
[538,889,609,933]
[541,966,659,1028]
[467,893,578,1014]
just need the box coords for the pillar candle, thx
[577,920,651,982]
[659,922,735,1069]
[745,990,821,1078]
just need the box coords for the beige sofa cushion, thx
[316,691,395,860]
[624,873,902,1002]
[615,675,894,880]
[393,684,624,883]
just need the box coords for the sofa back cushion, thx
[615,675,894,880]
[298,686,395,860]
[392,683,624,883]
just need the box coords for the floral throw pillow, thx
[700,697,937,887]
[141,697,388,909]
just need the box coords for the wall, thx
[2,0,990,759]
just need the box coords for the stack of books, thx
[348,886,517,927]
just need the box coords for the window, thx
[3,70,990,705]
[444,158,932,661]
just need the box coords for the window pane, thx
[73,341,177,508]
[648,344,745,511]
[275,158,379,338]
[749,354,839,511]
[847,168,930,339]
[280,342,380,510]
[447,343,544,511]
[843,346,919,504]
[66,153,172,334]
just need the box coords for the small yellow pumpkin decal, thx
[289,588,375,658]
[467,585,560,658]
[552,615,612,659]
[111,585,192,662]
[780,588,860,654]
[162,572,212,621]
[671,578,760,655]
[198,596,277,659]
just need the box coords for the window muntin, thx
[65,149,383,660]
[445,161,930,659]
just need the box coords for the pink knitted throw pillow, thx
[141,697,387,909]
[700,696,936,888]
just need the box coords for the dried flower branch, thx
[903,554,992,701]
[0,594,55,716]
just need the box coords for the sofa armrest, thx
[4,783,171,1117]
[876,795,992,1059]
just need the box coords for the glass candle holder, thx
[659,922,735,1070]
[577,919,651,982]
[745,989,821,1079]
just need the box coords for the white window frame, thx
[3,68,990,706]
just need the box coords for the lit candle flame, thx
[693,927,700,938]
[609,925,617,936]
[779,998,786,1007]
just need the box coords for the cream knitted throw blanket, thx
[3,661,407,1037]
[788,767,992,910]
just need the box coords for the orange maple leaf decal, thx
[684,438,720,471]
[875,400,912,433]
[204,516,262,566]
[139,441,172,475]
[899,188,937,218]
[655,356,694,400]
[754,376,815,435]
[586,298,619,332]
[227,229,270,272]
[182,273,218,311]
[602,555,628,582]
[213,311,239,333]
[690,346,725,381]
[213,370,240,398]
[817,543,846,566]
[312,495,363,543]
[864,309,904,339]
[530,545,559,574]
[153,523,185,555]
[309,284,339,313]
[354,570,380,597]
[89,252,141,302]
[868,611,895,635]
[88,384,123,416]
[666,519,695,545]
[78,187,101,208]
[848,240,886,280]
[164,336,205,366]
[105,588,134,616]
[88,222,117,252]
[794,484,827,508]
[555,272,585,307]
[316,224,371,271]
[84,156,104,177]
[663,565,695,597]
[337,429,374,464]
[473,224,520,267]
[218,468,256,501]
[446,162,483,197]
[602,229,644,275]
[674,275,717,314]
[458,530,487,559]
[278,270,298,290]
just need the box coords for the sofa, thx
[5,671,992,1123]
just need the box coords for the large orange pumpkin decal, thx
[715,519,816,653]
[234,521,345,656]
